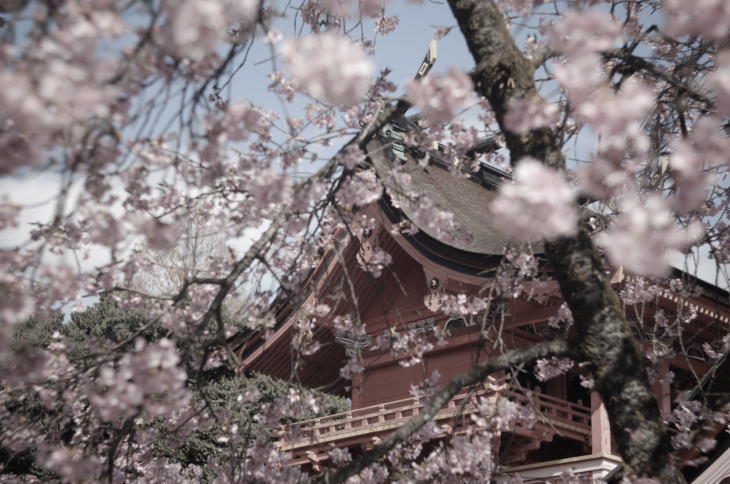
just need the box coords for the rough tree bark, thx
[447,0,682,481]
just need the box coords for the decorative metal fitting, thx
[336,334,372,357]
[408,317,436,333]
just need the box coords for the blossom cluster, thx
[281,33,373,106]
[160,0,258,60]
[503,97,559,135]
[491,157,578,241]
[597,194,704,277]
[547,9,622,56]
[407,68,473,125]
[668,116,728,213]
[663,0,730,39]
[85,338,191,422]
[534,357,574,382]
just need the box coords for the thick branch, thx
[314,339,569,483]
[447,0,681,480]
[605,50,713,108]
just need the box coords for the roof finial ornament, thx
[414,39,438,80]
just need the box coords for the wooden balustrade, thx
[279,384,591,449]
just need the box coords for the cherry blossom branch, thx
[171,97,415,384]
[314,339,570,483]
[688,349,730,410]
[105,416,136,482]
[604,50,713,108]
[191,100,408,337]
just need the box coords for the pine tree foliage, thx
[2,298,349,481]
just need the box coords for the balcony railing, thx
[278,384,591,452]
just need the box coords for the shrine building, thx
[237,117,730,482]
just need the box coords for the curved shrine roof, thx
[367,138,516,256]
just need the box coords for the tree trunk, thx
[446,0,682,480]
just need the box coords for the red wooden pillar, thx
[591,391,612,454]
[547,374,567,400]
[352,372,363,409]
[653,360,671,417]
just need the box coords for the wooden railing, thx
[278,384,591,450]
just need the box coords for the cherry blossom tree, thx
[0,0,729,482]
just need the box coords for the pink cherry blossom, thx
[85,338,191,422]
[321,0,351,18]
[280,33,373,107]
[437,293,488,317]
[265,27,283,44]
[223,102,268,141]
[161,0,227,60]
[707,50,730,116]
[329,447,353,465]
[0,273,34,326]
[576,155,631,200]
[574,78,655,154]
[133,216,186,251]
[668,142,713,213]
[337,144,366,170]
[38,445,102,484]
[336,169,382,208]
[682,116,730,170]
[411,431,496,481]
[407,68,473,125]
[375,16,399,35]
[245,167,290,209]
[547,302,573,330]
[535,357,574,381]
[596,194,704,277]
[553,53,604,105]
[361,0,388,17]
[358,246,392,278]
[503,97,559,135]
[548,10,623,56]
[228,0,260,28]
[497,0,539,17]
[491,157,578,241]
[668,116,729,212]
[664,0,730,40]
